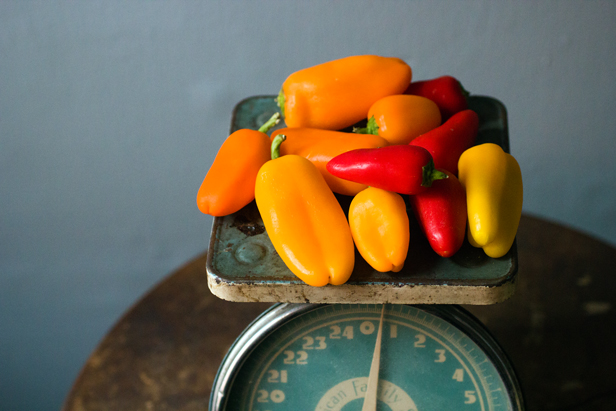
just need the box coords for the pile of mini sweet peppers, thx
[197,55,523,287]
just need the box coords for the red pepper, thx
[326,145,448,195]
[409,170,467,257]
[405,75,469,120]
[409,109,479,176]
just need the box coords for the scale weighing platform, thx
[206,96,524,410]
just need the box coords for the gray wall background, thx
[1,1,615,410]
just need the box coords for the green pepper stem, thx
[431,169,449,181]
[276,89,286,117]
[271,134,286,160]
[258,112,281,133]
[458,80,471,99]
[421,160,448,187]
[353,116,380,135]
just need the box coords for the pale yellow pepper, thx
[255,135,355,286]
[458,143,523,258]
[348,187,410,272]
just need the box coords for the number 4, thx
[342,326,353,339]
[453,369,464,382]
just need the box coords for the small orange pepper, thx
[355,95,442,145]
[348,187,410,272]
[278,55,412,130]
[255,135,355,286]
[270,127,388,196]
[196,113,279,216]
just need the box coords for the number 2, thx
[414,334,426,348]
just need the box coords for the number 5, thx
[464,390,477,404]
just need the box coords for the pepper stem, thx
[421,159,448,187]
[258,112,281,133]
[271,134,286,160]
[353,116,380,135]
[458,80,471,99]
[276,89,286,117]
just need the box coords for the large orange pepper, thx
[355,95,442,145]
[270,127,389,196]
[278,55,412,130]
[255,135,355,286]
[348,187,410,272]
[196,113,279,217]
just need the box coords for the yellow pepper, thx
[255,135,355,286]
[348,187,410,272]
[458,143,523,258]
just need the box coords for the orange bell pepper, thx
[255,135,355,286]
[270,127,388,196]
[355,95,442,145]
[348,187,410,272]
[278,55,412,130]
[196,113,279,217]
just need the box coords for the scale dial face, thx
[210,304,524,411]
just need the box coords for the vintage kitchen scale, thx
[206,96,525,410]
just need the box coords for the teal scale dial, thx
[206,96,525,410]
[210,304,523,410]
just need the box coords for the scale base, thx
[208,272,517,305]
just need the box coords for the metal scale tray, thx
[206,95,517,305]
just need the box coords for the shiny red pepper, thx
[409,170,467,257]
[410,109,479,176]
[405,75,469,120]
[326,145,448,195]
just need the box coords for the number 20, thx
[256,389,285,403]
